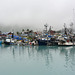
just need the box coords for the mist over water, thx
[0,24,43,32]
[0,0,75,31]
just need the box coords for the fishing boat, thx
[37,24,58,46]
[58,36,75,46]
[37,37,58,46]
[37,39,50,46]
[58,41,75,46]
[4,38,16,45]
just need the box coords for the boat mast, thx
[44,23,48,34]
[64,23,67,35]
[70,22,73,34]
[73,8,75,24]
[73,8,75,33]
[49,26,51,35]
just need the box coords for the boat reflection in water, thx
[0,45,75,75]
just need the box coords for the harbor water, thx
[0,45,75,75]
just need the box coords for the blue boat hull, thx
[0,41,2,44]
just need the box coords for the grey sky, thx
[0,0,75,31]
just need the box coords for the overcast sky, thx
[0,0,75,31]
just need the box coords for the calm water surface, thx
[0,45,75,75]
